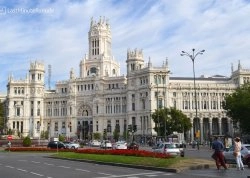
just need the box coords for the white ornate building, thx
[5,17,250,143]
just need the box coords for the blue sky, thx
[0,0,250,94]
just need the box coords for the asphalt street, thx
[0,145,250,178]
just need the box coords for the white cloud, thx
[0,0,250,93]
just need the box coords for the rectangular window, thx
[32,74,35,80]
[62,122,65,129]
[37,109,40,116]
[132,103,135,111]
[16,108,20,116]
[31,108,34,116]
[107,120,111,133]
[55,122,58,131]
[96,121,99,132]
[132,117,136,126]
[37,121,40,131]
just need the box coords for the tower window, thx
[90,67,97,74]
[32,74,35,80]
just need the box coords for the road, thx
[0,146,250,178]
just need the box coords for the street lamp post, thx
[163,75,166,140]
[156,79,160,137]
[180,48,205,141]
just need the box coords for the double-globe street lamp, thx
[180,48,205,141]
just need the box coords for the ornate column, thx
[209,117,213,136]
[190,119,194,141]
[200,119,204,143]
[218,118,222,135]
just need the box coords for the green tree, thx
[223,83,250,134]
[103,129,107,140]
[59,134,65,142]
[23,136,32,147]
[113,128,120,141]
[40,130,49,139]
[93,132,101,140]
[152,107,192,137]
[123,130,130,141]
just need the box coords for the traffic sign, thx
[7,135,12,140]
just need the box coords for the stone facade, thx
[5,17,250,143]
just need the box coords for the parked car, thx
[90,140,101,147]
[100,140,112,149]
[65,142,80,149]
[174,143,185,157]
[63,141,70,148]
[152,142,181,156]
[80,140,89,146]
[47,141,66,149]
[223,144,250,165]
[127,142,139,150]
[113,141,127,149]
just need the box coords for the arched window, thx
[90,67,97,74]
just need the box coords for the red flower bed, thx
[75,149,172,159]
[4,147,172,159]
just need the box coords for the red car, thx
[127,142,139,150]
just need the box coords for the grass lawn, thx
[53,152,186,168]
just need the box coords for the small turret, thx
[126,48,144,75]
[29,61,45,83]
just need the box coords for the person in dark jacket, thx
[212,136,228,170]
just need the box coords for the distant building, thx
[5,17,250,143]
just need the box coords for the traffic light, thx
[133,125,137,132]
[128,124,132,132]
[103,129,107,135]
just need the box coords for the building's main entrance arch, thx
[77,104,93,140]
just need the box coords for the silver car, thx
[223,144,250,164]
[66,142,80,149]
[153,142,181,156]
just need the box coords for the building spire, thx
[238,60,242,70]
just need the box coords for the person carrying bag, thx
[234,137,244,170]
[212,136,228,170]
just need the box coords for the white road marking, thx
[75,168,91,172]
[17,168,28,172]
[31,161,41,164]
[98,172,114,176]
[44,162,54,166]
[30,172,44,176]
[58,165,70,169]
[18,160,28,162]
[163,173,174,176]
[5,165,14,169]
[145,175,158,177]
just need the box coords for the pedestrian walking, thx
[212,136,228,170]
[209,137,213,149]
[233,137,244,170]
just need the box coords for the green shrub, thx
[59,134,65,142]
[23,136,32,147]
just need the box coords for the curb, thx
[47,156,212,173]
